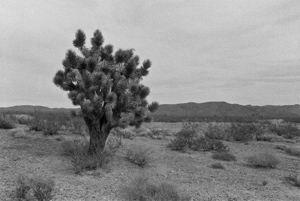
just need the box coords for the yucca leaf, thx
[91,29,104,47]
[53,70,65,86]
[73,29,86,48]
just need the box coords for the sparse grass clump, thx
[61,138,119,174]
[247,153,280,168]
[285,173,300,187]
[125,146,155,167]
[212,152,236,161]
[210,162,225,169]
[15,174,55,201]
[0,115,16,129]
[120,176,190,201]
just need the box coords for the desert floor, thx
[1,122,300,201]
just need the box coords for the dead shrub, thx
[15,174,55,201]
[212,152,236,161]
[125,146,155,167]
[119,176,190,201]
[247,153,279,168]
[210,162,225,169]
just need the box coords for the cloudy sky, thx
[1,0,300,108]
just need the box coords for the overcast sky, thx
[1,0,300,108]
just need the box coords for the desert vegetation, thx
[1,112,300,200]
[1,30,300,200]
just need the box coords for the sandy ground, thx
[1,123,300,201]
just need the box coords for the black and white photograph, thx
[1,1,300,200]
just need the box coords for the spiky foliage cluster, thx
[53,29,158,129]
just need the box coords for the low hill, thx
[152,102,300,122]
[1,102,300,122]
[0,105,77,114]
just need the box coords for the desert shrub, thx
[27,110,44,131]
[10,128,28,138]
[149,128,170,139]
[69,117,88,136]
[212,152,236,161]
[0,115,16,129]
[120,176,190,201]
[247,153,280,168]
[204,123,227,140]
[210,162,225,169]
[285,173,300,187]
[61,138,118,174]
[17,117,32,125]
[15,174,55,201]
[167,123,197,151]
[191,136,229,152]
[113,127,135,139]
[167,137,189,151]
[41,119,61,136]
[227,123,260,142]
[274,144,286,150]
[284,146,300,157]
[168,129,228,153]
[269,123,300,139]
[125,146,155,167]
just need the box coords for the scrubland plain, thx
[0,113,300,201]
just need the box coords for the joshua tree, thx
[53,29,158,154]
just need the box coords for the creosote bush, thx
[125,146,155,167]
[41,120,61,136]
[191,136,229,152]
[269,123,300,139]
[212,152,236,161]
[168,122,228,152]
[28,110,44,132]
[247,153,280,168]
[15,174,55,201]
[204,123,227,140]
[0,115,16,129]
[119,176,190,201]
[227,123,259,142]
[210,162,225,169]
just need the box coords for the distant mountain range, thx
[151,102,300,122]
[1,102,300,122]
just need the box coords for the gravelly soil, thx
[1,123,300,201]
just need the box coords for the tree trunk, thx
[84,117,110,155]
